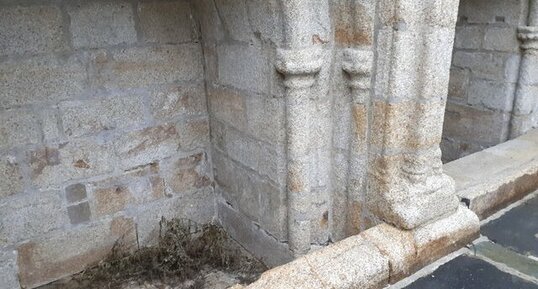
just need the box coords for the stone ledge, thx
[233,205,479,289]
[444,128,538,219]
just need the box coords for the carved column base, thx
[369,174,459,230]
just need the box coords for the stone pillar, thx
[510,0,538,138]
[342,48,373,235]
[275,0,327,256]
[367,0,460,230]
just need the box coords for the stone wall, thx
[441,0,527,162]
[193,0,293,266]
[0,0,213,288]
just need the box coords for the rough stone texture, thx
[29,140,116,189]
[217,44,269,94]
[68,1,137,49]
[0,5,67,56]
[442,0,525,161]
[218,200,291,267]
[244,235,389,289]
[161,152,212,194]
[0,0,522,286]
[362,224,416,283]
[0,155,24,199]
[0,249,20,289]
[445,129,538,219]
[91,44,204,89]
[17,216,136,288]
[413,206,480,269]
[65,184,87,203]
[0,191,67,246]
[67,202,92,225]
[149,85,207,121]
[113,124,181,170]
[0,108,41,150]
[138,0,198,44]
[60,94,146,138]
[442,102,511,161]
[0,54,87,109]
[0,1,213,286]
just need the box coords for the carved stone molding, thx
[342,48,373,235]
[275,46,323,256]
[518,26,538,51]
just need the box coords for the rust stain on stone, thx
[352,104,368,145]
[168,152,211,193]
[334,2,372,46]
[150,176,166,199]
[126,125,178,156]
[320,210,329,229]
[312,34,329,45]
[94,185,133,216]
[73,159,90,169]
[18,241,113,288]
[287,168,303,193]
[110,216,135,238]
[479,170,538,219]
[347,201,362,235]
[30,147,60,175]
[176,152,204,168]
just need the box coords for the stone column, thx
[342,48,373,235]
[367,0,460,230]
[275,0,326,256]
[510,0,538,138]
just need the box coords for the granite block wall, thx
[442,0,527,162]
[193,0,293,266]
[0,1,213,287]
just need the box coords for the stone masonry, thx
[0,0,537,288]
[442,0,538,161]
[0,1,212,288]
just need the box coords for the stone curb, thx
[232,205,479,289]
[445,128,538,219]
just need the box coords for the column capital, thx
[342,48,373,91]
[275,47,323,89]
[518,26,538,51]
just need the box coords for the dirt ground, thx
[38,219,265,289]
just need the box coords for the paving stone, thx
[405,255,538,289]
[482,195,538,258]
[475,241,538,281]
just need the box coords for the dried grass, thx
[41,218,265,289]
